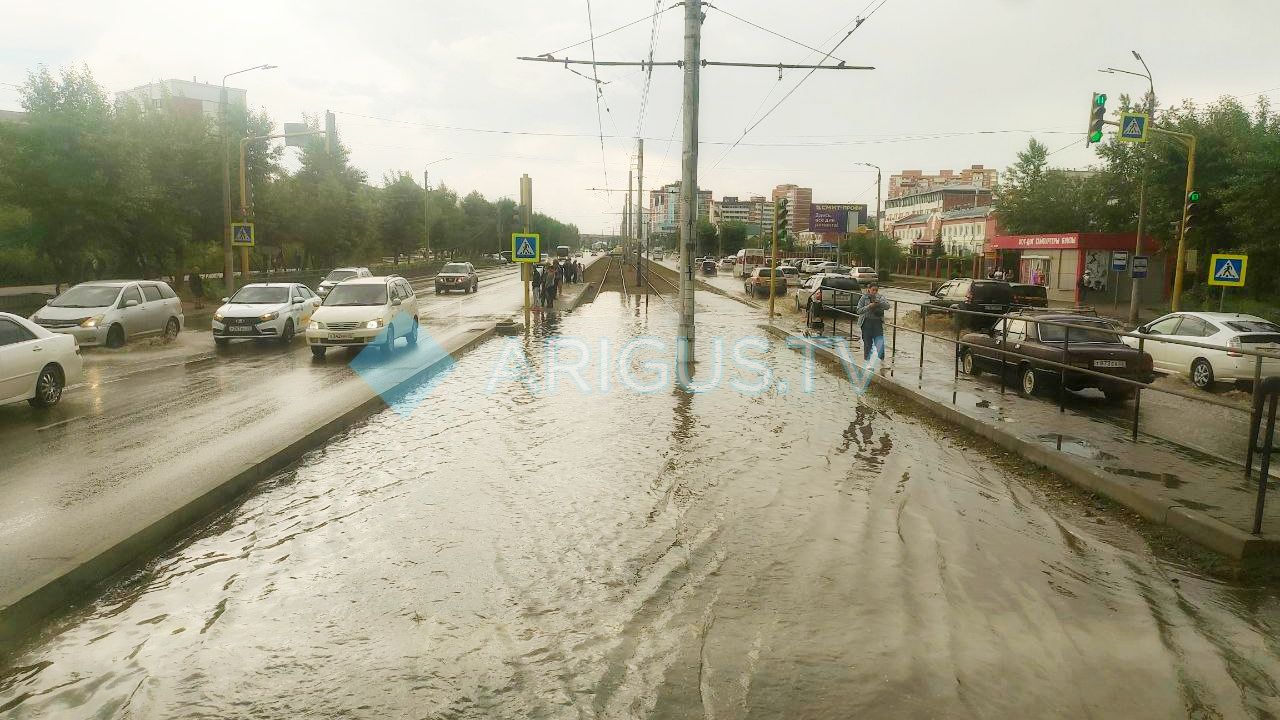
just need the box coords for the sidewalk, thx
[764,312,1280,566]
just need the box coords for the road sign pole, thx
[1220,285,1227,312]
[521,174,532,327]
[1170,134,1197,311]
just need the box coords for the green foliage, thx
[0,64,580,286]
[695,219,717,256]
[718,222,748,255]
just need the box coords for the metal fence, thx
[809,287,1280,534]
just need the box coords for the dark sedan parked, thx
[927,279,1014,329]
[959,312,1154,402]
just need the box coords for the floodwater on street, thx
[4,289,1280,719]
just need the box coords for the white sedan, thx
[1123,311,1280,389]
[850,266,879,282]
[213,283,322,345]
[1,311,82,408]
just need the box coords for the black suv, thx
[927,279,1014,329]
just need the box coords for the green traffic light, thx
[1094,93,1107,106]
[1188,190,1201,202]
[1089,130,1103,143]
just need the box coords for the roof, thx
[240,282,296,288]
[1179,311,1272,322]
[940,206,994,221]
[893,213,931,225]
[344,276,396,284]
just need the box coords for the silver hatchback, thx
[29,280,185,347]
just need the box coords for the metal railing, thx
[807,287,1280,534]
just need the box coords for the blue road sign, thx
[231,222,255,247]
[1118,113,1149,143]
[1131,255,1149,279]
[1111,251,1129,272]
[1208,253,1247,287]
[512,232,540,263]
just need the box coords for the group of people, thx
[531,258,585,309]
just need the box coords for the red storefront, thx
[988,233,1164,305]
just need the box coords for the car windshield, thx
[323,270,358,282]
[229,286,288,304]
[48,285,120,308]
[323,284,387,306]
[822,278,859,291]
[780,267,797,275]
[1038,321,1121,343]
[1226,320,1280,333]
[442,264,470,274]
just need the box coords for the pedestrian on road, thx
[532,263,546,308]
[857,282,891,366]
[543,261,559,307]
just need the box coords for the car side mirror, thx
[391,297,402,306]
[221,297,229,303]
[45,298,53,305]
[124,299,139,308]
[293,297,305,304]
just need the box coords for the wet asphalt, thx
[2,287,1280,719]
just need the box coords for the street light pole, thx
[220,64,275,297]
[1101,55,1154,325]
[855,163,883,273]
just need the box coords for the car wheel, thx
[407,318,419,346]
[382,328,396,355]
[473,280,479,292]
[311,345,327,359]
[961,349,981,376]
[28,364,64,408]
[215,337,229,347]
[464,283,471,294]
[163,317,180,342]
[105,324,125,348]
[1019,364,1039,397]
[279,319,295,345]
[1191,358,1215,390]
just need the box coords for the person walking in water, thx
[856,282,891,367]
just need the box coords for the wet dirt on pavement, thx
[3,290,1280,719]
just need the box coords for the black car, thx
[927,279,1014,329]
[701,259,717,275]
[1010,283,1048,308]
[959,312,1154,402]
[435,262,478,294]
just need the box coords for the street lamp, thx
[422,157,452,260]
[221,63,277,296]
[1099,51,1155,324]
[853,162,883,272]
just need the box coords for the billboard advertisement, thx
[809,203,868,233]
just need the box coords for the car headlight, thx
[259,311,279,322]
[365,318,384,329]
[80,315,104,328]
[308,321,325,331]
[213,311,224,322]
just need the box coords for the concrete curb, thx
[0,323,499,648]
[761,324,1279,565]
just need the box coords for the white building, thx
[117,79,246,118]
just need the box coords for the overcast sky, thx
[2,0,1277,234]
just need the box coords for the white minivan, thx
[30,280,185,348]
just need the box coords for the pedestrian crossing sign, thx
[231,222,255,247]
[1117,112,1149,143]
[512,232,540,263]
[1208,253,1247,287]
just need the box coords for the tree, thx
[377,172,425,263]
[695,219,717,256]
[719,221,748,255]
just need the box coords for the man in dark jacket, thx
[856,282,891,365]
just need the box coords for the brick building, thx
[888,165,997,199]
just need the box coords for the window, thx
[292,286,307,302]
[0,318,36,346]
[1176,316,1215,338]
[141,285,163,302]
[1004,319,1028,342]
[157,283,177,299]
[118,286,143,307]
[1145,316,1182,335]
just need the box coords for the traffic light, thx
[1086,92,1107,146]
[774,198,790,242]
[1184,190,1200,233]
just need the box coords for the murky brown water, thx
[3,291,1280,719]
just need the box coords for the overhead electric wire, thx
[540,3,679,58]
[633,0,665,138]
[584,0,610,191]
[702,3,847,66]
[712,0,890,170]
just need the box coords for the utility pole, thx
[637,138,644,288]
[874,166,882,273]
[423,170,431,261]
[521,174,532,327]
[677,0,702,375]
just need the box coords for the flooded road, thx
[4,290,1280,719]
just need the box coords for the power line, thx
[712,0,891,169]
[633,0,665,139]
[702,3,848,66]
[585,0,610,191]
[541,3,679,58]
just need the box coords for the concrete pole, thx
[678,0,702,374]
[423,170,431,260]
[637,138,645,287]
[1128,88,1155,325]
[220,84,235,296]
[627,169,634,269]
[874,166,882,273]
[521,174,532,326]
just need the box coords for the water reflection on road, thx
[3,291,1280,719]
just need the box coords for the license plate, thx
[328,332,353,340]
[230,326,252,333]
[1093,359,1125,368]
